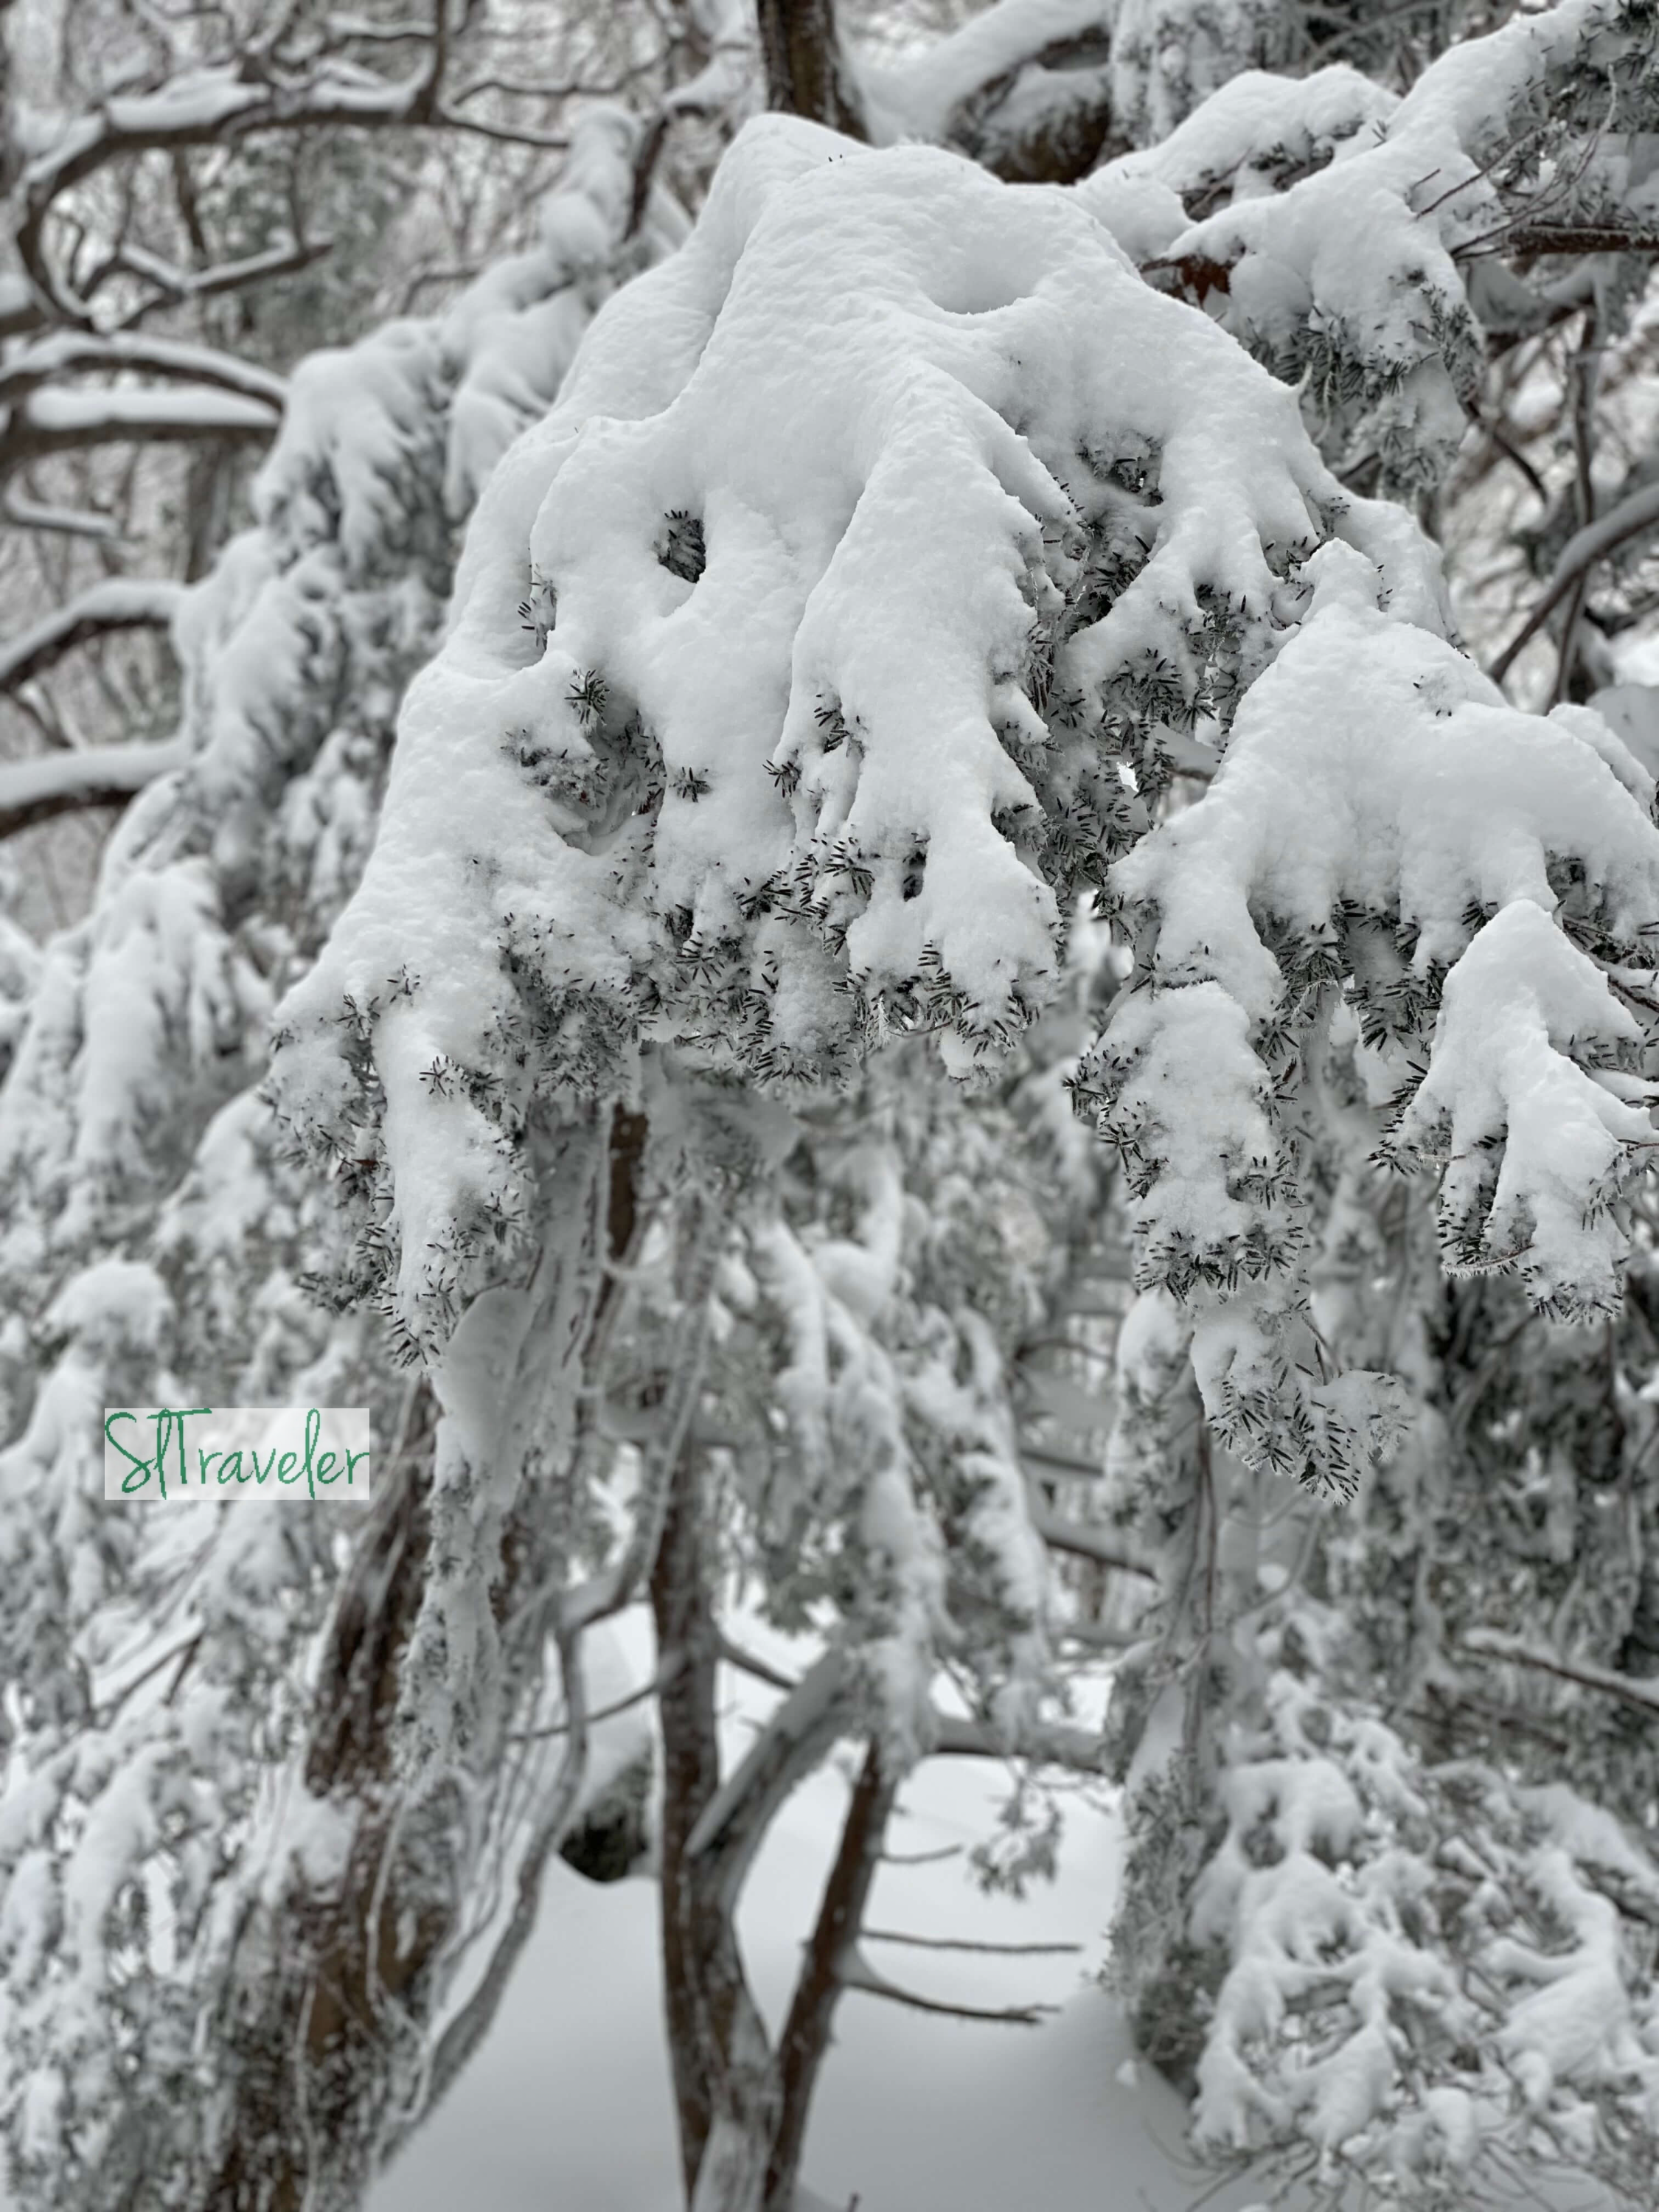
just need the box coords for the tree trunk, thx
[205,1104,650,2208]
[764,1745,893,2210]
[209,1436,453,2212]
[756,0,866,137]
[652,1444,783,2211]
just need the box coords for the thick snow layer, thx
[275,104,1658,1505]
[275,111,1442,1353]
[1118,585,1659,1012]
[13,386,278,439]
[1082,544,1659,1479]
[1077,63,1395,262]
[1081,0,1658,484]
[1389,900,1654,1310]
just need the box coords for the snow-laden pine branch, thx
[276,110,1659,1510]
[1082,0,1659,487]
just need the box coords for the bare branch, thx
[717,1634,799,1693]
[448,71,621,105]
[1551,305,1601,709]
[1463,1631,1659,1717]
[1459,223,1659,262]
[878,1841,963,1866]
[1,492,124,540]
[429,104,569,150]
[837,1950,1058,2026]
[768,1745,895,2208]
[861,1928,1083,1956]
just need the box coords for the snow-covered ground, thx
[365,1606,1627,2212]
[366,1610,1276,2212]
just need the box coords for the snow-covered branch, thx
[930,1711,1106,1773]
[1491,478,1659,684]
[104,232,335,321]
[1464,1630,1659,1717]
[1081,0,1659,486]
[684,1648,853,1888]
[0,734,187,842]
[0,331,288,410]
[0,579,181,699]
[0,384,280,477]
[18,57,440,322]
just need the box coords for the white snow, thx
[858,0,1111,146]
[275,110,1437,1349]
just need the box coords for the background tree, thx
[0,0,736,925]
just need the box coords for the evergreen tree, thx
[1,1,1659,2208]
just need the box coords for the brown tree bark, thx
[756,0,867,137]
[764,1745,894,2210]
[651,1441,784,2210]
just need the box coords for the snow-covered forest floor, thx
[365,1611,1620,2212]
[366,1612,1186,2212]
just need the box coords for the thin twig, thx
[1462,1631,1659,1717]
[1489,477,1659,686]
[861,1928,1083,1956]
[838,1952,1058,2025]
